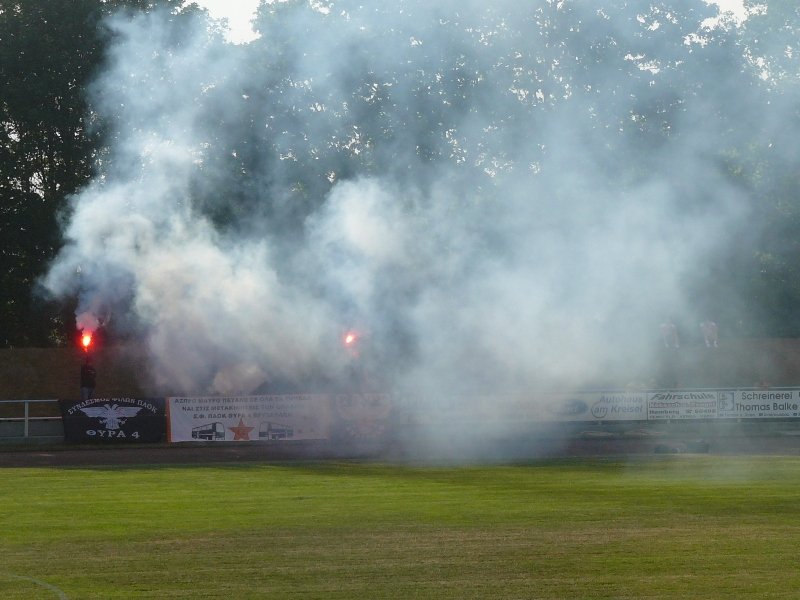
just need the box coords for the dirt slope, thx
[0,345,147,400]
[2,338,800,400]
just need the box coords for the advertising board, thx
[167,394,331,442]
[717,390,800,418]
[59,397,166,443]
[646,391,718,420]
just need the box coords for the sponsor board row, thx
[535,390,800,421]
[56,390,800,443]
[401,390,800,423]
[58,394,392,444]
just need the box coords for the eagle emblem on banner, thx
[80,404,143,430]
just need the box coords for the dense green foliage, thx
[0,0,193,346]
[1,457,800,597]
[3,1,800,346]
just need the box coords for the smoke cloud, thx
[44,1,769,403]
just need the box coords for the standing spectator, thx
[700,319,719,348]
[658,319,680,388]
[80,356,97,400]
[660,319,679,349]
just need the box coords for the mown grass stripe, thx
[1,456,799,598]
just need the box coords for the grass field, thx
[2,456,800,599]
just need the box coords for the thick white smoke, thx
[44,2,760,399]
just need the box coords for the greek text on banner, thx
[167,395,331,442]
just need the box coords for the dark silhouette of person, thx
[700,319,719,348]
[660,319,679,349]
[80,356,97,400]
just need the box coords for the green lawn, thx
[2,456,800,598]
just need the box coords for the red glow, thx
[344,332,356,346]
[81,333,93,350]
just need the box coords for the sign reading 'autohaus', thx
[59,397,166,443]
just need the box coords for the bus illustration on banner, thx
[258,421,294,440]
[191,422,226,441]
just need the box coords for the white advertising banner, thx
[531,392,647,422]
[441,394,589,423]
[533,393,593,422]
[401,394,532,424]
[399,392,649,424]
[331,393,393,440]
[647,391,718,420]
[585,392,648,421]
[167,395,331,442]
[717,390,800,418]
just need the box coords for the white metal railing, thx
[0,399,61,438]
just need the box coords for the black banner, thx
[59,397,166,443]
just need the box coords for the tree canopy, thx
[3,0,800,357]
[0,0,194,346]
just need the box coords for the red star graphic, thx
[229,419,254,441]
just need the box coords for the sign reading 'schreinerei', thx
[167,395,332,442]
[717,390,800,418]
[59,397,166,443]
